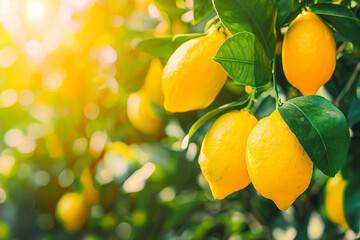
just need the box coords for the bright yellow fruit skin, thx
[282,11,336,96]
[246,110,313,210]
[162,28,228,112]
[143,58,164,106]
[56,192,88,233]
[199,110,258,200]
[127,90,163,135]
[325,173,349,229]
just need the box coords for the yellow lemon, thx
[246,110,313,210]
[282,11,336,95]
[143,58,164,106]
[162,27,228,112]
[199,110,258,200]
[127,90,163,135]
[325,173,349,229]
[56,192,88,233]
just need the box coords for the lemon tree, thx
[0,0,359,239]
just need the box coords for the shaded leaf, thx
[311,3,360,49]
[213,0,277,59]
[193,0,214,24]
[276,0,295,27]
[213,32,272,87]
[278,96,350,177]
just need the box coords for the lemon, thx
[56,192,88,233]
[324,173,349,229]
[246,110,313,210]
[127,90,163,135]
[282,11,336,95]
[162,27,228,112]
[143,58,164,106]
[199,110,258,200]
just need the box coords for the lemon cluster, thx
[199,109,313,211]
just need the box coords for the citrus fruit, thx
[282,11,336,95]
[324,173,349,229]
[127,90,163,135]
[143,58,164,106]
[199,110,258,200]
[162,27,227,112]
[246,110,313,210]
[56,192,88,233]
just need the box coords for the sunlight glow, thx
[26,1,45,21]
[4,128,24,147]
[1,89,18,107]
[25,40,43,57]
[0,47,17,68]
[123,162,156,193]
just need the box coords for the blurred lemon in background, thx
[127,90,163,136]
[56,192,88,233]
[325,173,349,229]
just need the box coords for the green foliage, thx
[134,33,206,60]
[311,3,360,50]
[192,0,214,24]
[213,0,277,59]
[278,96,350,177]
[213,32,272,87]
[276,0,295,27]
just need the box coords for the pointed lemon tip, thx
[273,198,295,211]
[208,183,229,200]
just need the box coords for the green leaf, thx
[276,0,294,27]
[213,32,272,87]
[182,96,250,148]
[213,0,277,59]
[344,176,360,232]
[134,33,206,59]
[310,3,360,50]
[193,0,214,24]
[133,37,174,59]
[172,33,207,49]
[278,95,350,177]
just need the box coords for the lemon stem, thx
[272,59,282,109]
[245,87,257,112]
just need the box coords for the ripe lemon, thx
[162,27,228,112]
[199,110,258,200]
[127,90,163,135]
[246,110,313,210]
[282,11,336,95]
[143,58,164,106]
[56,192,88,233]
[324,173,349,229]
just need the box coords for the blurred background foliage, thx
[0,0,359,239]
